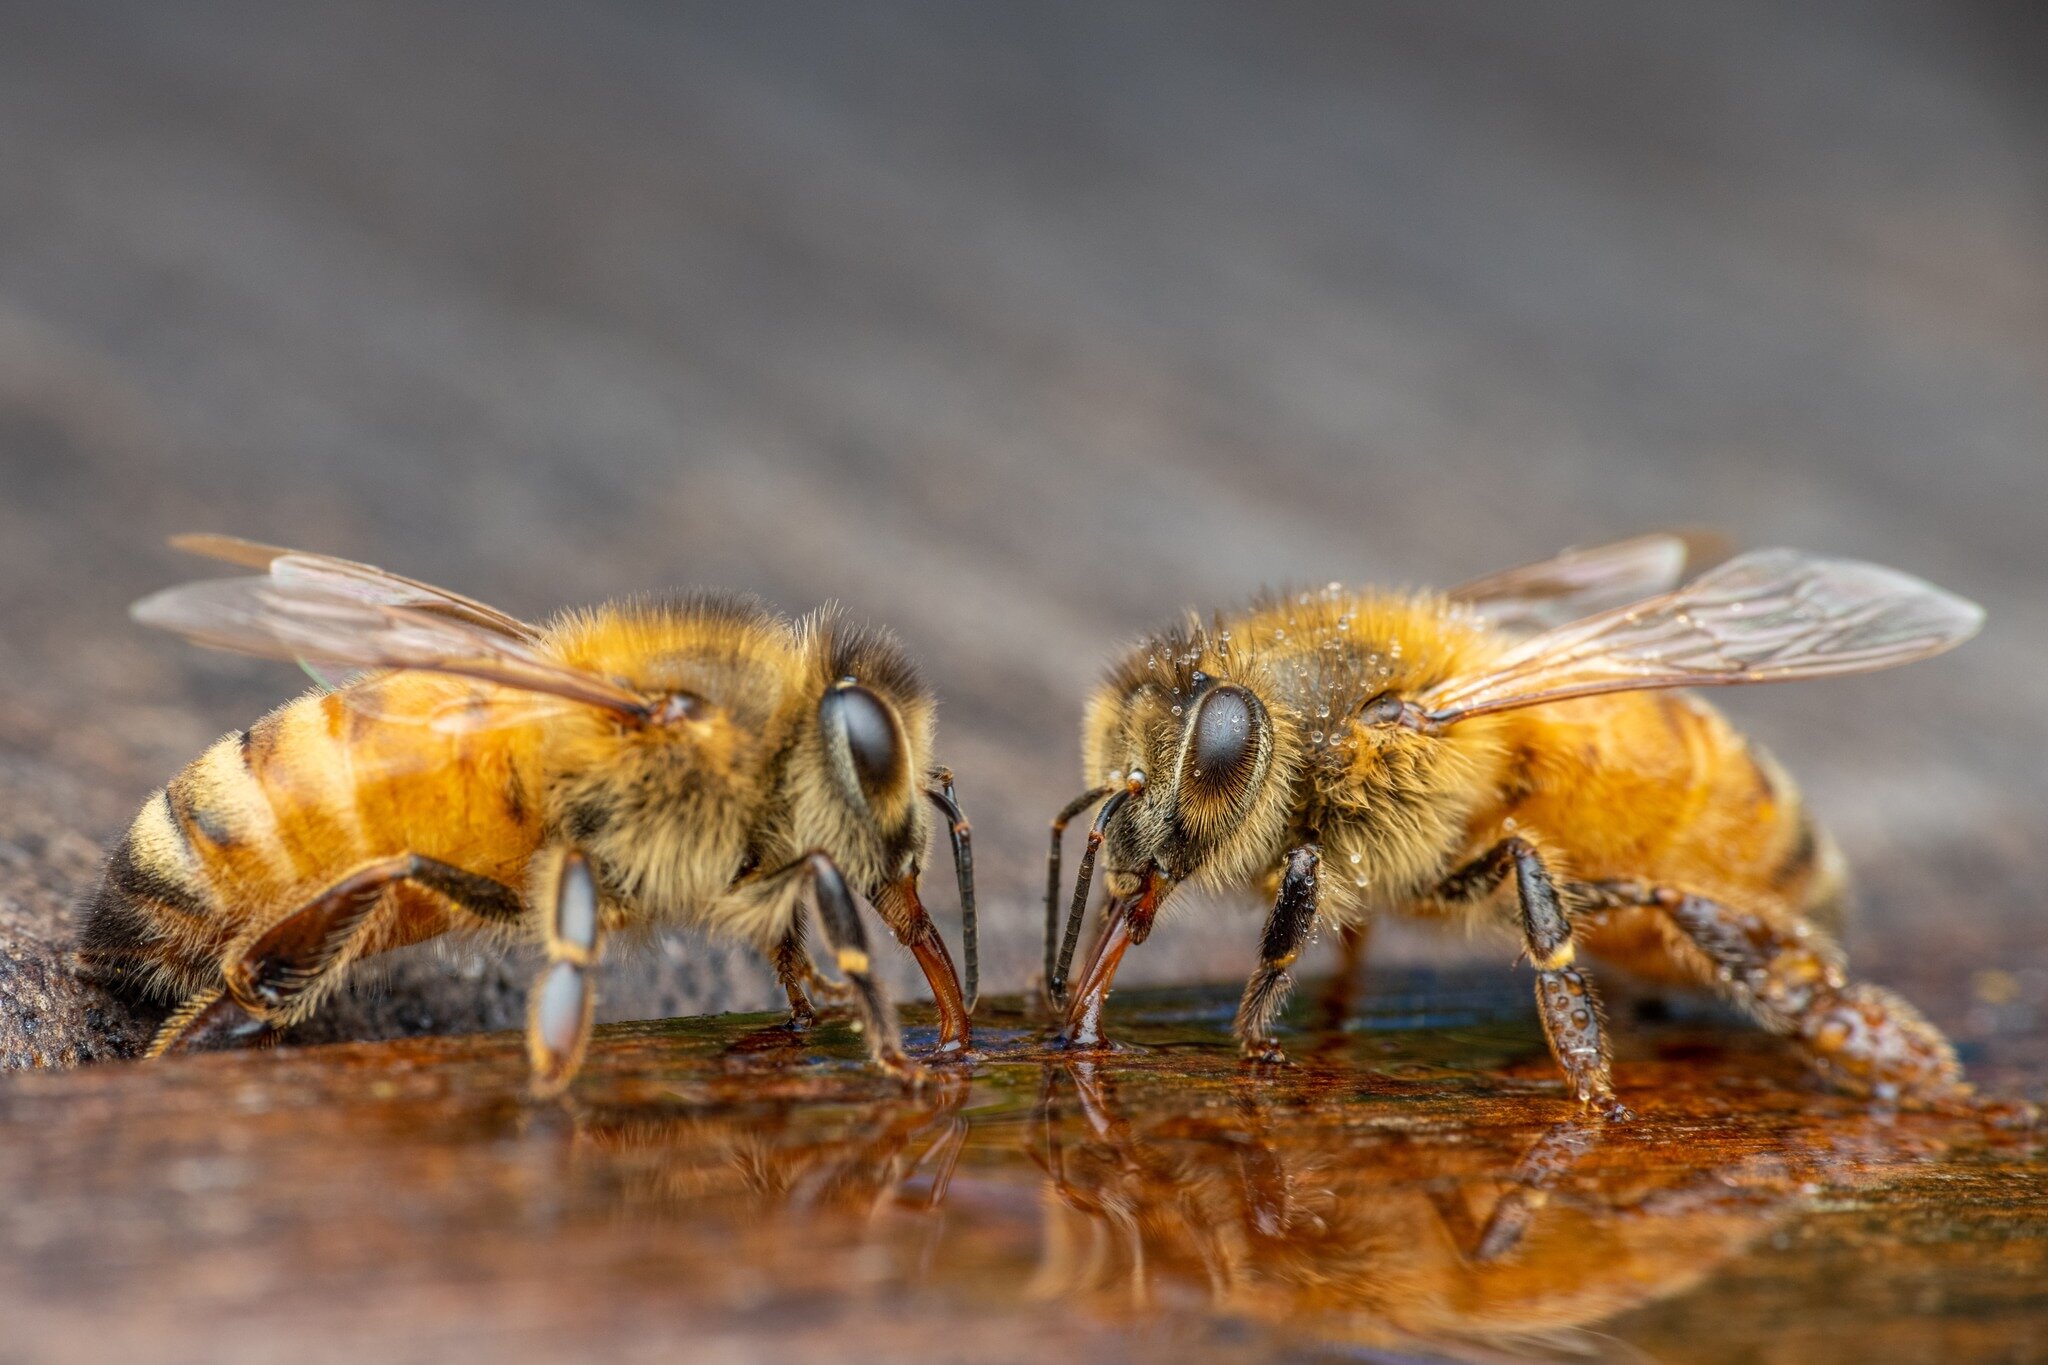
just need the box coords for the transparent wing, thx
[133,573,650,720]
[1448,533,1714,633]
[323,681,593,735]
[172,533,540,642]
[1420,549,1984,724]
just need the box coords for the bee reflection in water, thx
[551,1056,1954,1358]
[1021,1061,1963,1357]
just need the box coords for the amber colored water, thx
[1,972,2043,1364]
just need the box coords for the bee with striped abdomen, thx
[80,536,977,1093]
[1046,536,1998,1118]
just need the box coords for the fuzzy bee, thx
[1045,536,1996,1117]
[80,536,976,1092]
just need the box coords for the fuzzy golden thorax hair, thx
[1083,587,1512,907]
[533,595,936,918]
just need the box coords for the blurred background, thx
[2,2,2044,1067]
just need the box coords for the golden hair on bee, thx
[1046,536,2016,1122]
[79,536,978,1094]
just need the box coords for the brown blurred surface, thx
[1,4,2045,1086]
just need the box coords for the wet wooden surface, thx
[3,976,2044,1365]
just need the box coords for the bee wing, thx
[133,574,651,720]
[171,533,541,642]
[1420,549,1983,724]
[326,683,592,735]
[1448,533,1721,633]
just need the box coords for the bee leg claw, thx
[1240,1039,1290,1066]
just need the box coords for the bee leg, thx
[1579,881,1982,1113]
[527,848,602,1100]
[802,851,919,1081]
[769,927,821,1032]
[1436,839,1630,1119]
[1467,1118,1604,1261]
[218,855,417,1026]
[1233,845,1321,1064]
[872,876,972,1054]
[217,853,527,1034]
[1314,921,1372,1032]
[145,987,272,1057]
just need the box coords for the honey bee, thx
[79,535,978,1092]
[1045,536,1992,1117]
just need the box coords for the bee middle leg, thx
[1233,845,1321,1064]
[1434,838,1631,1119]
[1576,880,1979,1113]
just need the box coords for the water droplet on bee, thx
[1348,852,1362,864]
[1310,729,1324,743]
[1170,704,1183,716]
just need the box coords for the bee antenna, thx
[1050,772,1145,1006]
[1044,784,1116,997]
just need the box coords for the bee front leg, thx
[527,848,603,1100]
[1435,839,1631,1120]
[1233,845,1321,1064]
[801,851,918,1081]
[1578,880,1988,1114]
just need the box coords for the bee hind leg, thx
[145,987,272,1057]
[1436,839,1631,1120]
[1578,881,1997,1116]
[1234,845,1321,1064]
[209,853,525,1045]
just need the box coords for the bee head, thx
[1084,645,1296,900]
[786,611,935,897]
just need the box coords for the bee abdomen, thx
[79,715,313,994]
[78,784,230,1001]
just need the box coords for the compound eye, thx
[1185,684,1264,792]
[821,682,904,795]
